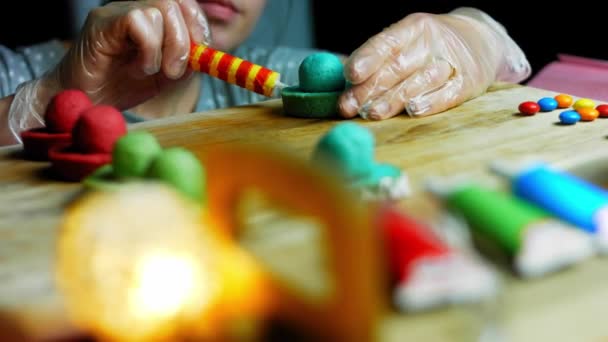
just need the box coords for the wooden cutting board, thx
[1,83,608,341]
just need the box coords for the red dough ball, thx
[72,106,127,154]
[45,90,93,133]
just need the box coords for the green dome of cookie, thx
[147,147,206,202]
[299,53,346,93]
[311,122,375,181]
[112,131,162,178]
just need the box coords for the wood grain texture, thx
[1,83,608,341]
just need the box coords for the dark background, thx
[1,0,606,80]
[0,2,72,48]
[312,0,608,81]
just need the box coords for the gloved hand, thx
[338,7,531,120]
[8,0,210,142]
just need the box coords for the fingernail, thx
[146,52,162,75]
[407,97,431,116]
[144,62,159,76]
[348,56,371,82]
[341,91,360,115]
[202,25,212,45]
[169,57,187,79]
[195,12,212,44]
[371,101,390,116]
[360,101,389,120]
[358,100,372,120]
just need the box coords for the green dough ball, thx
[311,122,375,181]
[299,53,346,93]
[147,147,206,202]
[112,131,162,178]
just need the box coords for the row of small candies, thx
[518,94,608,125]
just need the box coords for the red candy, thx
[597,104,608,118]
[45,89,93,133]
[518,101,540,115]
[73,106,127,154]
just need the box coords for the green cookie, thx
[281,86,341,118]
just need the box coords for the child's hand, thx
[338,7,531,120]
[55,0,210,109]
[5,0,211,143]
[12,0,210,122]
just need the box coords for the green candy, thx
[299,53,345,93]
[147,147,206,202]
[112,131,162,178]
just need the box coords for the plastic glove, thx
[8,0,210,142]
[338,7,531,120]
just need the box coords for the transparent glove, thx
[338,7,531,120]
[8,0,210,142]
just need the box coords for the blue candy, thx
[559,110,581,125]
[538,97,558,112]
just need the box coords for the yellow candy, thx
[573,98,596,110]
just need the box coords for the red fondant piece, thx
[72,106,127,154]
[20,90,93,161]
[20,128,71,161]
[377,206,450,283]
[45,89,93,133]
[48,104,126,181]
[48,145,111,181]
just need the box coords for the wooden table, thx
[2,83,608,341]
